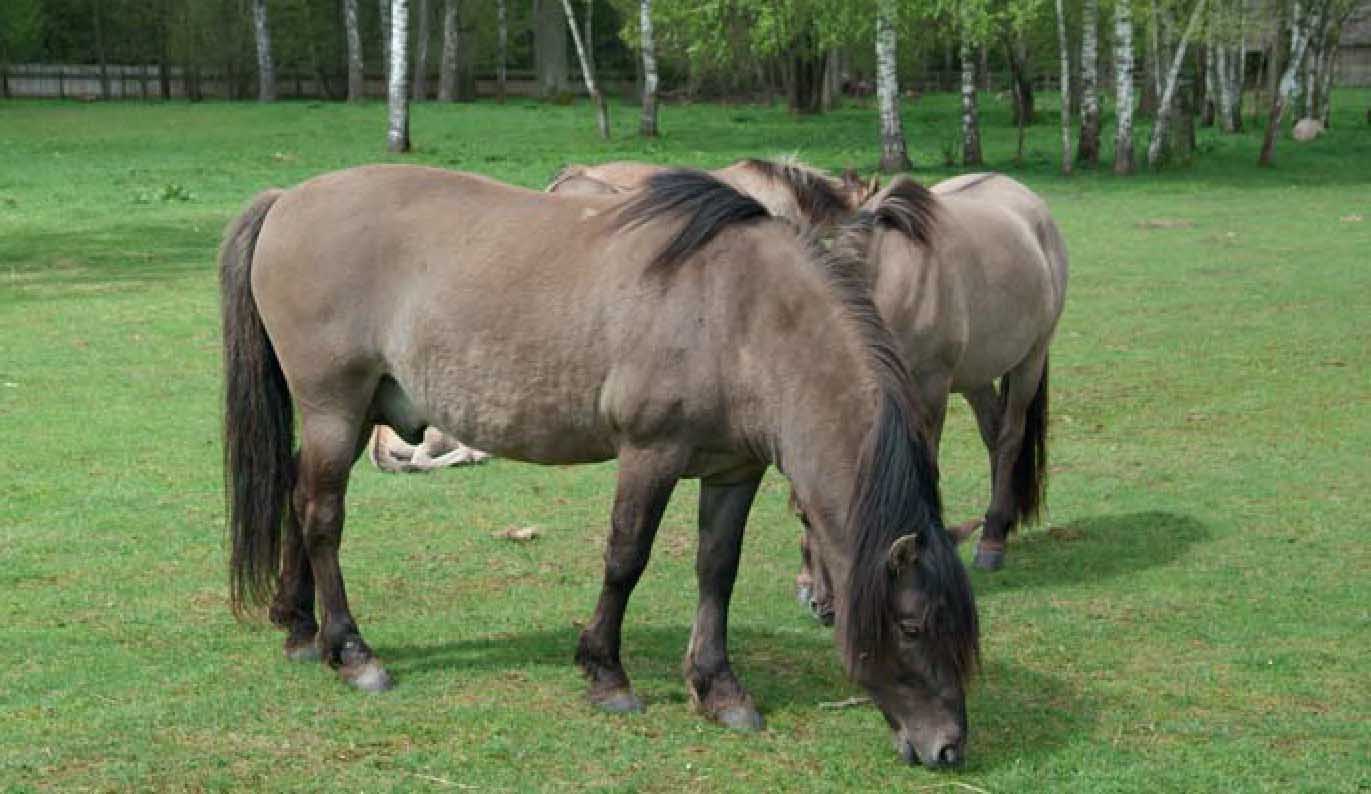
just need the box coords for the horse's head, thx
[846,529,977,769]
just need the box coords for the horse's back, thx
[888,174,1066,389]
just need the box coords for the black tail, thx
[1007,356,1049,527]
[219,189,291,615]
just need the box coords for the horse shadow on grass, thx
[379,622,1098,770]
[970,510,1211,596]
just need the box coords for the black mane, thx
[740,157,853,229]
[855,176,940,248]
[823,218,979,684]
[613,168,771,271]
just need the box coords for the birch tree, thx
[561,0,610,139]
[1054,0,1073,174]
[961,36,983,166]
[1258,0,1325,166]
[1114,0,1136,174]
[640,0,660,136]
[412,0,431,99]
[251,0,275,101]
[1078,0,1101,166]
[438,0,458,101]
[344,0,364,101]
[387,0,411,153]
[874,0,912,172]
[1147,0,1209,168]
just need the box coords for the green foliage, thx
[2,94,1369,791]
[0,0,45,61]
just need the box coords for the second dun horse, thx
[221,165,978,768]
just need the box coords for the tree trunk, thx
[961,37,983,166]
[439,0,459,101]
[252,0,276,101]
[1078,0,1101,166]
[413,0,431,99]
[1201,41,1216,126]
[158,5,172,100]
[1114,0,1136,174]
[1259,1,1320,166]
[387,0,411,152]
[1054,0,1074,175]
[1148,0,1209,168]
[1215,32,1236,131]
[1316,9,1347,127]
[1140,0,1162,115]
[94,0,110,100]
[560,0,610,138]
[639,0,659,136]
[787,34,826,115]
[497,0,507,101]
[345,0,365,100]
[1007,33,1035,127]
[876,0,912,173]
[534,0,569,98]
[979,44,990,92]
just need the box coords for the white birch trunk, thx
[960,36,982,166]
[1215,35,1236,131]
[1078,0,1101,165]
[639,0,659,136]
[497,0,508,101]
[1114,0,1135,174]
[413,0,431,100]
[344,0,365,101]
[1148,0,1209,168]
[560,0,610,139]
[438,0,458,101]
[387,0,411,153]
[1259,0,1320,165]
[252,0,275,102]
[1055,0,1073,175]
[876,0,911,172]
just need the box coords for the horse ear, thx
[841,168,862,189]
[887,533,919,574]
[865,175,882,201]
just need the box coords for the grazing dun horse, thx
[795,173,1068,623]
[220,165,978,768]
[371,156,875,472]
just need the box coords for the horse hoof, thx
[973,546,1005,571]
[284,640,321,663]
[591,689,644,715]
[812,605,836,627]
[715,704,765,733]
[341,659,394,693]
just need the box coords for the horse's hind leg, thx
[270,471,319,662]
[576,445,687,714]
[295,409,392,691]
[685,470,765,731]
[975,346,1048,571]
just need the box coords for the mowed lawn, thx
[1,93,1368,792]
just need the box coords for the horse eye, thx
[899,620,922,638]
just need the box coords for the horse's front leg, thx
[684,471,765,731]
[575,446,686,714]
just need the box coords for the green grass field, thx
[1,91,1369,792]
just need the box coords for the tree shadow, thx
[971,510,1211,595]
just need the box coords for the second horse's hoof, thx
[341,659,394,693]
[973,544,1005,571]
[591,689,644,715]
[715,704,765,733]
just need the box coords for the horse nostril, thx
[936,743,961,767]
